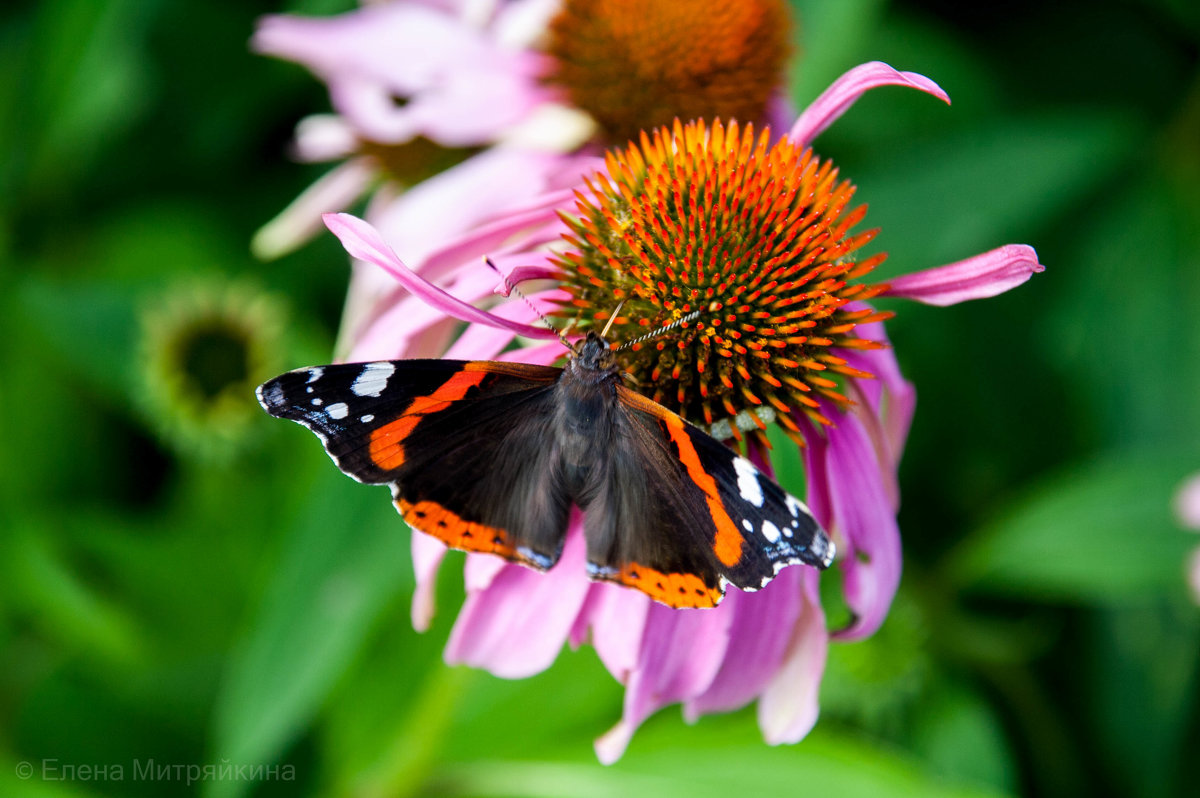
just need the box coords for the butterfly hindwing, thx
[258,360,572,569]
[672,417,834,590]
[587,386,832,606]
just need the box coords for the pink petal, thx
[368,150,571,272]
[444,521,591,679]
[323,213,558,339]
[884,244,1045,306]
[499,260,563,292]
[758,569,828,743]
[683,570,802,719]
[825,409,902,640]
[291,113,357,163]
[464,552,510,593]
[594,603,734,764]
[841,317,916,510]
[789,62,950,148]
[253,6,485,93]
[411,533,447,632]
[251,158,375,260]
[1173,473,1200,531]
[571,583,651,683]
[345,265,510,361]
[255,5,544,146]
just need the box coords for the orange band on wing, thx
[368,370,488,470]
[611,562,723,608]
[661,415,745,568]
[396,498,546,568]
[369,416,419,470]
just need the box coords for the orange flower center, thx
[544,0,791,145]
[554,120,892,446]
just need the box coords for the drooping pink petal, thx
[365,149,565,269]
[683,570,802,719]
[570,583,651,684]
[1172,473,1200,531]
[345,265,513,361]
[682,441,805,717]
[411,533,448,633]
[884,244,1045,306]
[251,158,375,260]
[464,551,510,594]
[486,252,563,294]
[824,409,902,640]
[842,317,916,510]
[788,61,950,148]
[845,320,916,471]
[445,520,591,679]
[757,568,828,744]
[323,213,558,339]
[594,602,734,765]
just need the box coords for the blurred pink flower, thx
[317,60,1045,762]
[250,0,799,262]
[1173,473,1200,604]
[251,0,596,258]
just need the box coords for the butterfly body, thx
[257,332,834,608]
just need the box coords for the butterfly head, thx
[571,331,617,374]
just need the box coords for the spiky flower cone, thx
[555,119,893,447]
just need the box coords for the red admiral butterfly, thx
[256,331,834,608]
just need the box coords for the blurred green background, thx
[2,0,1198,796]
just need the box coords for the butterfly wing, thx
[257,360,573,570]
[579,385,833,608]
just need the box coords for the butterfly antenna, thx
[615,310,703,351]
[485,257,571,348]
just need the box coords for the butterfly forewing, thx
[258,360,571,569]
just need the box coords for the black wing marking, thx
[675,419,834,590]
[258,360,572,569]
[583,385,833,607]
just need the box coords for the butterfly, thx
[256,330,834,608]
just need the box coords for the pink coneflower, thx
[314,60,1045,762]
[251,0,797,260]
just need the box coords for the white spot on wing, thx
[306,368,323,384]
[742,519,752,532]
[311,398,323,406]
[326,402,349,420]
[361,414,374,423]
[733,457,765,507]
[761,520,781,543]
[786,494,811,519]
[352,362,395,397]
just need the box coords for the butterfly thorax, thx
[556,332,621,493]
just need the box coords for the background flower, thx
[4,1,1199,797]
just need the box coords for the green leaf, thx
[945,451,1196,603]
[911,682,1018,794]
[0,522,145,668]
[12,0,154,199]
[1087,604,1200,798]
[788,0,887,106]
[850,111,1138,273]
[207,464,410,798]
[428,719,1013,798]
